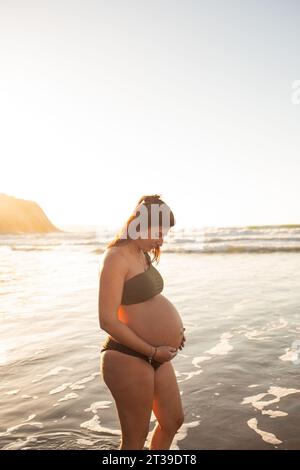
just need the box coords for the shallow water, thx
[1,228,300,449]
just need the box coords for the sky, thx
[1,0,300,229]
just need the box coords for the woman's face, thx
[138,225,169,250]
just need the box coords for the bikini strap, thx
[144,251,152,265]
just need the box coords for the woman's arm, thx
[98,249,155,358]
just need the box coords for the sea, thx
[1,224,300,450]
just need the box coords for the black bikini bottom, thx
[100,336,163,370]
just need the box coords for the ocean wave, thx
[3,224,300,255]
[93,246,300,255]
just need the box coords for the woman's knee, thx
[158,414,184,434]
[121,429,149,449]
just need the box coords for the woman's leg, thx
[101,350,155,450]
[149,361,184,450]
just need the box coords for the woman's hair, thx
[106,194,176,263]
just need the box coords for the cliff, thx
[0,193,61,233]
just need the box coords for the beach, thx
[1,226,300,450]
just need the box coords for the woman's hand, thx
[153,345,178,363]
[179,327,186,351]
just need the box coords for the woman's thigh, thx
[101,350,155,438]
[152,361,184,431]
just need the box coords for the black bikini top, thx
[121,251,164,305]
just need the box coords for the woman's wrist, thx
[149,346,157,360]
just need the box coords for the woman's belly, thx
[117,294,184,350]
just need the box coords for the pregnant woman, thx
[98,194,186,450]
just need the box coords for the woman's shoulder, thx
[101,246,128,268]
[99,247,129,280]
